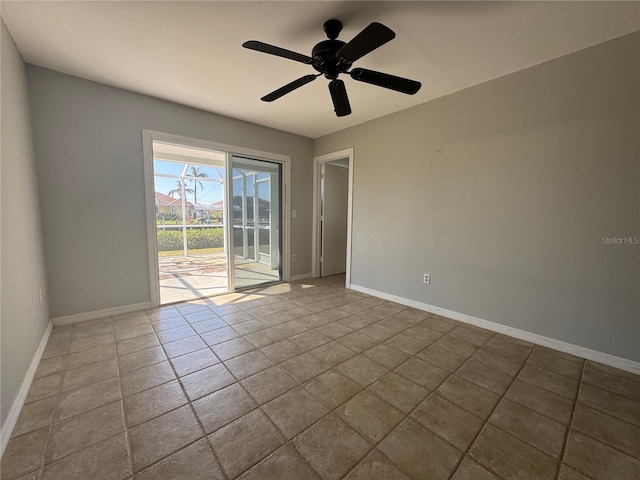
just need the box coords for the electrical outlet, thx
[292,210,297,218]
[39,289,44,305]
[423,273,430,284]
[291,254,296,262]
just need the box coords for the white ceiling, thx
[2,1,638,139]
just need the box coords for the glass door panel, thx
[230,156,282,289]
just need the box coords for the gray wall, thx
[26,67,313,319]
[0,19,50,426]
[315,32,640,362]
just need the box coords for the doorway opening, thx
[312,148,354,286]
[144,132,289,307]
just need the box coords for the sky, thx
[153,160,270,205]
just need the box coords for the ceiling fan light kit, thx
[243,19,422,117]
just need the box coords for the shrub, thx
[156,227,224,251]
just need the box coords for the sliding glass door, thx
[230,156,282,289]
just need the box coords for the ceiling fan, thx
[242,19,422,117]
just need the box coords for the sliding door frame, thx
[142,130,291,308]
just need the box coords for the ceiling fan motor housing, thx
[311,40,351,79]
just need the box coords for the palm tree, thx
[188,166,208,205]
[167,180,194,199]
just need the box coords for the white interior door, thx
[321,162,349,277]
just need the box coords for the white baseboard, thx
[350,284,640,375]
[1,321,53,457]
[52,302,151,326]
[290,273,312,282]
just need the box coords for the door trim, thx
[142,130,291,308]
[312,148,354,287]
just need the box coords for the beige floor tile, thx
[337,331,379,352]
[183,309,219,323]
[304,369,362,409]
[336,355,388,387]
[244,328,284,348]
[156,325,197,344]
[24,374,61,404]
[54,377,120,422]
[437,374,500,419]
[578,383,640,426]
[33,357,64,379]
[417,345,468,372]
[471,348,523,376]
[433,334,479,358]
[452,457,501,479]
[163,335,208,358]
[193,383,256,433]
[338,314,377,330]
[359,324,396,342]
[11,397,56,438]
[368,371,429,414]
[290,329,331,350]
[412,394,484,451]
[379,418,461,480]
[237,443,321,480]
[456,359,513,395]
[62,357,118,392]
[116,333,160,356]
[403,324,446,345]
[280,352,329,382]
[170,347,219,377]
[0,427,48,480]
[220,311,256,325]
[118,345,167,374]
[362,344,410,369]
[483,336,532,361]
[210,409,284,479]
[233,319,269,335]
[271,320,309,337]
[293,414,370,480]
[489,398,566,458]
[241,365,298,404]
[180,363,235,401]
[146,306,181,322]
[518,364,579,400]
[384,333,427,355]
[344,449,410,480]
[151,316,189,332]
[336,390,404,443]
[263,386,328,438]
[114,323,154,342]
[123,380,187,427]
[448,325,494,347]
[564,430,640,480]
[46,401,124,463]
[129,405,202,473]
[572,404,640,459]
[505,378,573,425]
[69,332,114,354]
[260,339,305,363]
[211,337,255,361]
[528,347,583,380]
[41,341,69,360]
[225,349,274,379]
[315,322,353,340]
[297,313,333,328]
[583,361,640,401]
[189,317,227,333]
[120,360,175,397]
[310,341,357,366]
[557,464,591,480]
[470,424,557,480]
[422,315,460,333]
[42,433,130,480]
[394,357,449,391]
[133,438,225,480]
[200,326,240,346]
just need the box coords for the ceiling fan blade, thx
[328,79,351,117]
[243,40,313,64]
[336,22,395,63]
[350,68,421,95]
[261,74,318,102]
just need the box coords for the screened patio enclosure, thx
[152,142,281,304]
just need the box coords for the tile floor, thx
[2,275,639,480]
